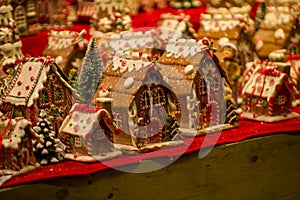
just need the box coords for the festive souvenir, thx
[219,42,241,104]
[0,1,23,68]
[90,0,132,41]
[33,109,66,165]
[58,104,122,162]
[158,11,198,39]
[288,54,300,106]
[42,29,88,78]
[0,55,77,133]
[0,113,43,176]
[253,2,300,59]
[198,2,255,70]
[11,0,40,36]
[242,60,299,122]
[95,35,239,149]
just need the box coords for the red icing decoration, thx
[28,66,33,71]
[17,81,22,86]
[107,117,114,125]
[17,91,21,96]
[30,76,35,81]
[100,110,107,118]
[25,85,30,90]
[115,128,121,135]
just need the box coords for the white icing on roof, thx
[4,61,50,107]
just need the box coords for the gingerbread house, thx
[242,65,299,122]
[58,104,122,162]
[253,4,300,59]
[0,1,23,67]
[197,3,255,69]
[77,0,96,23]
[11,0,40,36]
[0,55,76,133]
[42,29,88,77]
[95,53,184,152]
[288,54,300,105]
[0,114,43,176]
[89,0,132,41]
[95,35,238,148]
[158,11,198,39]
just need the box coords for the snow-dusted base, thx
[0,164,40,176]
[293,99,300,107]
[114,140,184,154]
[181,123,240,137]
[65,150,122,162]
[241,112,299,123]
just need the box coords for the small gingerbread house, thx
[158,11,198,39]
[89,0,132,41]
[198,4,255,69]
[0,114,42,175]
[58,104,122,162]
[0,1,23,67]
[11,0,40,36]
[42,29,88,77]
[0,55,76,133]
[288,54,300,105]
[253,4,300,59]
[242,65,299,122]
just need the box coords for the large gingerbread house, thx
[95,35,238,150]
[0,114,43,175]
[253,3,300,59]
[0,55,76,133]
[242,64,299,122]
[58,104,122,162]
[42,29,88,77]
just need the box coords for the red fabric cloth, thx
[2,5,299,188]
[2,107,300,188]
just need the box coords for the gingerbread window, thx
[277,95,286,105]
[53,85,64,105]
[113,112,123,129]
[74,137,82,148]
[39,88,51,108]
[153,87,166,106]
[197,77,207,95]
[140,90,151,110]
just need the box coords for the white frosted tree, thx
[75,38,104,103]
[33,110,65,165]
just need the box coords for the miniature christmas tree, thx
[75,39,104,103]
[33,110,65,165]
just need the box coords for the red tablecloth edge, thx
[2,106,300,189]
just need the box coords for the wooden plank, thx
[1,133,300,200]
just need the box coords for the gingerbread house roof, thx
[243,66,296,102]
[158,12,198,38]
[1,56,76,107]
[59,104,120,137]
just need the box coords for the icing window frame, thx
[277,95,287,105]
[53,84,64,105]
[140,90,151,110]
[197,77,207,95]
[38,88,51,108]
[153,87,166,106]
